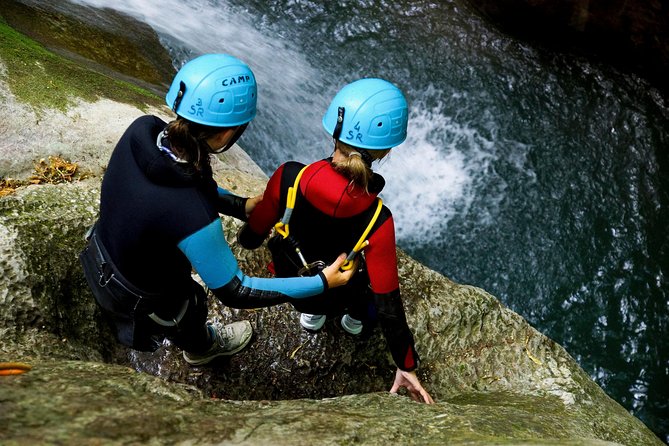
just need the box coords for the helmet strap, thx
[332,106,345,140]
[210,123,249,154]
[172,81,187,113]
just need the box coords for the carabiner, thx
[341,240,369,271]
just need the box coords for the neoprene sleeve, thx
[178,219,326,303]
[217,187,248,221]
[374,289,419,371]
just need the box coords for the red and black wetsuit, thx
[238,159,419,371]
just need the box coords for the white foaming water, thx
[71,0,273,61]
[378,105,498,246]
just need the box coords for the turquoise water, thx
[72,0,669,440]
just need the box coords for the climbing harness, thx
[272,164,383,275]
[80,225,194,350]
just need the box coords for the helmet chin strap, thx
[332,107,373,168]
[210,123,248,154]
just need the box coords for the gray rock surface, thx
[0,150,661,445]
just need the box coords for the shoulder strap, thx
[274,164,309,239]
[340,197,383,271]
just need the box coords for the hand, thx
[390,368,434,404]
[245,193,263,217]
[321,253,356,288]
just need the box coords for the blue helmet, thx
[322,78,408,150]
[165,54,257,127]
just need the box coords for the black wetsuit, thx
[80,116,327,352]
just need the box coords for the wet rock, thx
[0,359,627,445]
[2,0,175,93]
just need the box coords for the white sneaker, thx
[300,313,326,331]
[183,321,253,366]
[340,314,363,335]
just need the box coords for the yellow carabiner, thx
[274,166,308,239]
[274,221,289,238]
[341,240,369,270]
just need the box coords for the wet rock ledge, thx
[0,2,664,445]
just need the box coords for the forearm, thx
[217,187,248,221]
[237,223,267,249]
[211,270,326,309]
[374,289,419,372]
[210,275,286,308]
[179,219,326,306]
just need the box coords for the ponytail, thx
[332,141,390,192]
[165,117,221,171]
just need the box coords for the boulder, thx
[2,0,175,93]
[0,359,625,445]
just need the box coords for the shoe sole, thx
[341,327,362,335]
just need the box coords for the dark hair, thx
[333,140,390,192]
[165,117,222,171]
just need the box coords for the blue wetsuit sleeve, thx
[217,186,232,197]
[178,219,325,301]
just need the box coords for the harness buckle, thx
[98,271,113,288]
[298,260,326,277]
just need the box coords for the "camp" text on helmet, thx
[222,75,251,87]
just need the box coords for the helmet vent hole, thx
[377,122,383,127]
[218,98,225,103]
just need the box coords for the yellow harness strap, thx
[340,197,383,271]
[274,164,309,239]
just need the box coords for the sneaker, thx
[183,321,253,366]
[300,313,326,331]
[340,314,363,335]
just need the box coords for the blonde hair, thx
[332,141,390,192]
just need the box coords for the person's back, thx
[250,159,388,277]
[98,115,218,297]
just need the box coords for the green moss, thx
[0,18,161,112]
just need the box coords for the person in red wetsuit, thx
[238,78,433,404]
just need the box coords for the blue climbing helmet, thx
[322,78,408,150]
[165,54,257,127]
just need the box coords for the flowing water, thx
[69,0,669,440]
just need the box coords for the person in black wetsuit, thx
[79,54,354,366]
[238,78,434,403]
